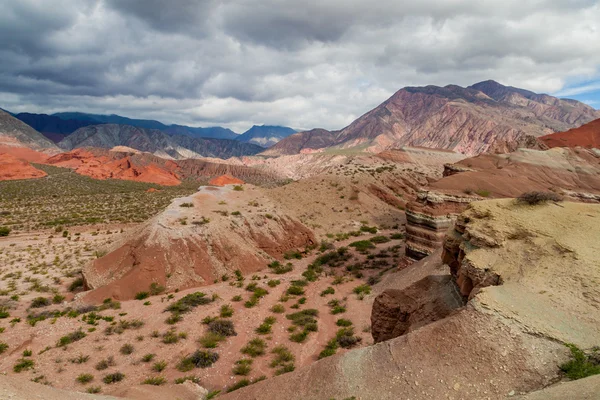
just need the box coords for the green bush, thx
[58,329,86,347]
[76,374,94,384]
[349,240,375,252]
[560,344,600,380]
[143,376,166,385]
[336,318,353,327]
[0,226,10,236]
[370,235,390,244]
[13,358,34,373]
[30,297,51,308]
[208,319,236,337]
[233,358,253,375]
[103,372,125,384]
[135,292,149,300]
[177,350,219,372]
[220,304,234,318]
[165,292,211,314]
[241,338,266,357]
[0,342,8,354]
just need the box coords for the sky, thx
[1,0,599,133]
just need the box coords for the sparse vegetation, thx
[270,345,295,375]
[517,191,563,205]
[103,372,125,384]
[76,374,94,384]
[241,338,267,357]
[177,350,219,371]
[560,344,600,380]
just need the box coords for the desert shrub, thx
[359,225,377,234]
[13,358,34,373]
[177,350,219,371]
[233,358,253,375]
[390,233,404,240]
[141,353,155,362]
[175,375,201,384]
[208,319,236,337]
[560,344,600,380]
[69,354,90,364]
[370,235,390,244]
[152,360,167,372]
[284,250,303,260]
[349,240,375,252]
[475,189,490,197]
[318,338,339,359]
[286,285,305,296]
[165,313,182,325]
[120,343,134,355]
[233,185,244,191]
[198,332,225,348]
[227,378,250,392]
[241,338,267,357]
[0,342,8,354]
[0,226,10,236]
[22,349,32,357]
[336,318,353,327]
[517,191,563,205]
[95,356,116,370]
[30,297,51,308]
[220,304,234,318]
[76,373,94,384]
[270,345,295,375]
[271,304,285,313]
[135,291,149,300]
[336,327,362,348]
[103,372,125,384]
[320,287,335,296]
[58,329,86,347]
[231,295,242,302]
[268,261,293,274]
[86,386,101,394]
[267,279,281,288]
[353,284,371,296]
[0,307,9,319]
[143,376,166,385]
[165,292,211,314]
[68,277,84,292]
[180,202,194,207]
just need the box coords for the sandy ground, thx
[0,223,403,395]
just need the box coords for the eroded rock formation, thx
[81,185,315,302]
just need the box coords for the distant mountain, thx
[0,109,58,151]
[235,125,297,147]
[14,113,96,143]
[164,124,239,140]
[265,80,600,156]
[53,112,167,130]
[59,124,262,159]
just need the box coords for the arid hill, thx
[0,109,58,151]
[82,184,316,301]
[0,153,47,181]
[264,80,600,156]
[220,199,600,399]
[540,118,600,149]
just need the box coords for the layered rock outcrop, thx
[0,153,47,181]
[81,185,315,302]
[404,190,476,259]
[404,147,600,259]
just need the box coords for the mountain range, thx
[58,124,264,160]
[0,109,58,151]
[11,111,296,146]
[264,80,600,156]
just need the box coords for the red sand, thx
[209,174,245,186]
[540,118,600,149]
[0,145,50,163]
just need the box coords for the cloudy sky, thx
[1,0,599,133]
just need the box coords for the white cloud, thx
[0,0,598,132]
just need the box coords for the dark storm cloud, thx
[0,0,599,132]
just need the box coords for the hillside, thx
[540,118,600,149]
[265,80,600,156]
[58,124,263,159]
[14,113,96,142]
[0,109,58,151]
[235,125,297,147]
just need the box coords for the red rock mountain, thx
[540,118,600,149]
[264,80,600,156]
